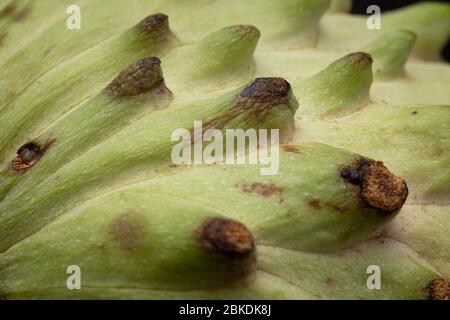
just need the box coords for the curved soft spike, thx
[195,25,259,74]
[294,52,373,117]
[364,30,417,79]
[167,25,260,88]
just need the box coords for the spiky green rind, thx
[0,0,449,300]
[293,52,373,117]
[0,13,175,166]
[0,78,298,251]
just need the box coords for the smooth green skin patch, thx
[258,239,438,300]
[385,204,450,278]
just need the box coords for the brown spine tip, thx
[239,77,292,103]
[341,159,408,214]
[135,13,171,39]
[105,57,166,98]
[197,217,254,256]
[227,24,260,38]
[11,140,54,172]
[346,52,373,65]
[427,279,450,300]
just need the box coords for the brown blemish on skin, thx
[411,111,418,115]
[427,279,450,300]
[308,199,322,210]
[0,3,16,19]
[241,182,284,203]
[325,277,334,285]
[110,213,145,251]
[341,159,408,215]
[11,140,55,172]
[282,145,301,154]
[197,217,254,256]
[105,57,169,98]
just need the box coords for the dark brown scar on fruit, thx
[0,3,16,19]
[110,212,145,251]
[308,199,322,210]
[105,57,169,98]
[11,140,55,172]
[199,78,293,137]
[340,159,408,215]
[136,13,172,39]
[196,217,254,257]
[241,182,284,204]
[427,279,450,300]
[282,145,301,154]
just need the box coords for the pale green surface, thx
[0,0,449,299]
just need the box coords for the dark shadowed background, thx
[352,0,450,61]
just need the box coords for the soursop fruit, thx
[0,0,449,300]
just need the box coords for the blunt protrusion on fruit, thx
[427,279,450,300]
[341,159,408,214]
[239,77,292,104]
[197,217,255,256]
[11,140,54,171]
[364,30,417,78]
[105,57,167,98]
[135,13,171,38]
